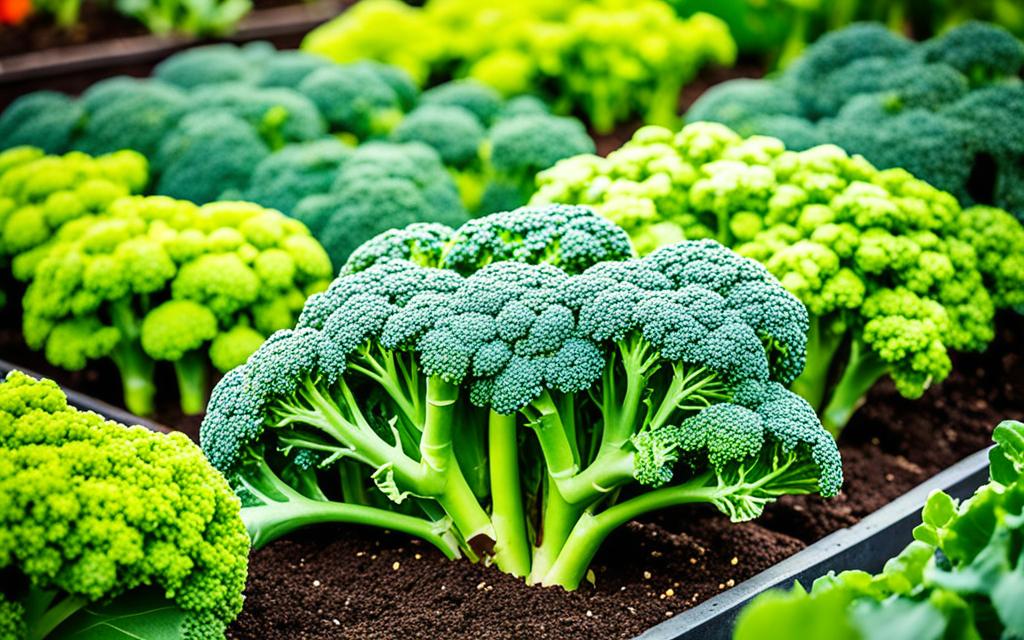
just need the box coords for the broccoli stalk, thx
[22,589,90,640]
[109,298,158,417]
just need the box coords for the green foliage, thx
[20,197,332,416]
[734,420,1024,640]
[201,204,840,591]
[532,122,1024,435]
[301,0,736,133]
[0,370,249,639]
[26,0,249,35]
[687,21,1024,221]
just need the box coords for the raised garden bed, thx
[2,310,1016,639]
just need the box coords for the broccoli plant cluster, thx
[301,0,736,133]
[687,21,1024,221]
[20,195,333,417]
[734,419,1024,640]
[201,203,841,590]
[0,370,249,640]
[0,41,594,261]
[532,122,1024,435]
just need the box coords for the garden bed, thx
[224,316,1021,639]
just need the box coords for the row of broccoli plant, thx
[687,21,1024,222]
[532,122,1024,436]
[200,203,843,590]
[0,370,250,639]
[0,42,594,266]
[0,146,334,417]
[734,419,1024,640]
[301,0,737,133]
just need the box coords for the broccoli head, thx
[0,369,249,639]
[153,42,259,89]
[21,196,332,416]
[0,91,84,154]
[235,138,352,215]
[75,78,188,159]
[391,105,486,169]
[419,80,504,127]
[202,210,839,590]
[297,63,406,139]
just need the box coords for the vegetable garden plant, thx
[0,6,1022,640]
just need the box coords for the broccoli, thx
[0,147,148,276]
[21,197,332,416]
[183,83,327,148]
[479,113,595,214]
[154,111,271,205]
[0,92,84,154]
[391,105,486,169]
[419,80,504,127]
[235,138,353,215]
[153,42,258,89]
[202,208,840,590]
[733,420,1024,640]
[297,64,405,139]
[0,369,249,639]
[686,21,1024,220]
[533,122,1024,435]
[75,78,188,159]
[257,50,335,90]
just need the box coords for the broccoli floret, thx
[256,50,334,89]
[235,138,352,215]
[155,111,271,205]
[202,214,839,590]
[75,78,188,159]
[479,114,596,213]
[153,42,257,89]
[534,122,1024,435]
[497,95,550,120]
[0,370,249,639]
[391,105,485,169]
[917,20,1024,85]
[21,197,332,416]
[420,80,504,127]
[184,84,327,148]
[352,60,420,111]
[686,79,806,133]
[0,92,84,154]
[298,64,405,139]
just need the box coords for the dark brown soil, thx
[0,0,299,57]
[225,319,1023,640]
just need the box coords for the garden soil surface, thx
[2,308,1017,639]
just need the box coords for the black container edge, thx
[0,357,168,432]
[635,445,992,640]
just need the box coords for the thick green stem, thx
[602,338,655,449]
[488,411,531,576]
[436,463,494,555]
[529,473,584,584]
[110,339,156,417]
[554,445,635,506]
[790,316,847,412]
[26,590,89,640]
[541,472,716,589]
[339,461,369,505]
[821,339,890,438]
[174,350,209,415]
[421,376,458,473]
[777,9,810,68]
[529,391,579,481]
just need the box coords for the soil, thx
[224,317,1022,640]
[0,0,299,58]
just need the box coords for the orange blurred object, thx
[0,0,32,24]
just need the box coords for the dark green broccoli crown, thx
[240,138,352,214]
[185,84,327,146]
[0,92,84,154]
[153,43,258,89]
[686,79,804,134]
[488,114,595,180]
[391,105,485,169]
[297,64,403,137]
[256,50,334,89]
[2,370,249,636]
[942,85,1024,160]
[350,60,420,111]
[420,80,504,126]
[342,223,456,275]
[76,79,188,159]
[155,111,271,204]
[497,95,551,120]
[443,204,634,275]
[917,21,1024,84]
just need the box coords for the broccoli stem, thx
[540,471,717,589]
[528,473,584,584]
[820,339,890,438]
[339,461,370,506]
[24,588,89,640]
[488,411,531,577]
[174,350,210,415]
[528,390,580,483]
[777,9,810,68]
[602,337,657,449]
[790,316,848,411]
[644,76,684,130]
[110,339,156,417]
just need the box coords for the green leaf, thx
[854,597,948,640]
[52,589,190,640]
[922,490,957,528]
[991,420,1024,485]
[991,568,1024,636]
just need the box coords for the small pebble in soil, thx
[312,580,320,587]
[393,562,400,570]
[730,556,738,565]
[642,571,651,579]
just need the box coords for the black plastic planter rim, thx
[634,445,991,640]
[0,358,992,640]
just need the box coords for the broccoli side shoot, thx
[0,370,249,639]
[202,213,840,591]
[20,197,332,416]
